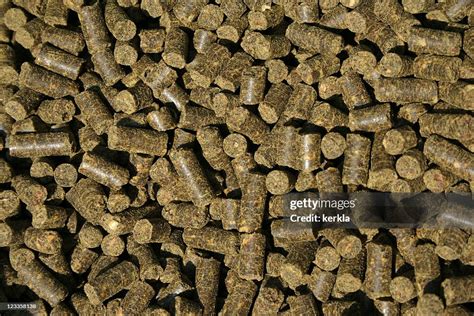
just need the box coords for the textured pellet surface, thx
[0,0,473,314]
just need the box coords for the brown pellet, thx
[377,53,414,78]
[390,274,417,303]
[44,0,68,26]
[105,0,136,41]
[383,126,418,156]
[4,8,27,31]
[11,248,68,306]
[226,106,269,145]
[286,22,343,56]
[364,242,392,299]
[114,41,138,66]
[373,78,438,104]
[414,55,461,83]
[335,249,366,293]
[424,135,474,182]
[321,132,346,160]
[317,167,344,193]
[19,63,80,98]
[15,18,46,50]
[0,190,20,221]
[348,103,392,132]
[265,170,295,195]
[78,2,111,54]
[238,172,267,233]
[133,218,171,244]
[442,275,474,306]
[309,102,348,131]
[91,49,125,86]
[101,234,125,257]
[169,147,215,207]
[342,134,371,186]
[24,227,63,254]
[78,223,103,249]
[31,205,69,230]
[108,125,168,157]
[66,178,106,225]
[84,261,138,305]
[423,168,459,193]
[439,81,474,110]
[413,243,440,295]
[408,27,462,56]
[238,232,266,281]
[41,26,85,56]
[75,90,113,135]
[53,163,77,188]
[0,220,28,247]
[223,133,248,158]
[122,281,155,315]
[5,87,43,121]
[315,240,341,272]
[37,99,76,125]
[215,52,253,92]
[183,226,240,255]
[395,149,427,180]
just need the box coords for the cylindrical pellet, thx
[238,233,266,281]
[183,226,240,255]
[163,27,188,69]
[239,66,267,105]
[65,178,106,225]
[84,261,139,305]
[11,248,68,306]
[395,149,427,180]
[104,0,136,41]
[24,227,63,255]
[423,135,474,182]
[41,26,85,56]
[373,78,438,104]
[78,2,111,54]
[133,218,171,244]
[34,44,85,80]
[382,126,418,156]
[348,103,392,132]
[108,125,168,157]
[19,63,79,98]
[342,134,371,186]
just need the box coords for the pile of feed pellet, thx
[0,0,473,314]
